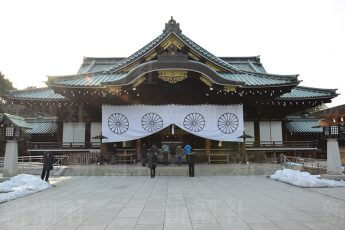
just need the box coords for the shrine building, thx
[4,18,338,163]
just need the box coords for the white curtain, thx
[102,104,244,142]
[90,122,102,146]
[259,121,282,144]
[62,122,85,146]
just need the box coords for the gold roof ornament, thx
[145,52,157,61]
[158,70,188,84]
[200,75,213,87]
[223,85,237,92]
[188,52,200,61]
[161,35,184,50]
[133,77,146,88]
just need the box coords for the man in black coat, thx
[41,151,54,181]
[188,152,196,177]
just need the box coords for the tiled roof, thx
[279,86,337,99]
[2,113,32,129]
[51,73,127,87]
[79,57,267,75]
[106,33,169,72]
[8,88,65,100]
[219,73,296,86]
[178,33,239,72]
[286,119,322,133]
[26,122,58,134]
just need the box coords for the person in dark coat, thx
[188,152,196,177]
[141,143,148,167]
[41,151,54,181]
[148,144,158,178]
[110,143,117,164]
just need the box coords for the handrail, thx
[26,141,317,150]
[280,153,326,169]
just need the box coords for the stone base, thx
[3,140,18,177]
[320,174,345,181]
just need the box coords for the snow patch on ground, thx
[0,174,52,203]
[270,169,345,188]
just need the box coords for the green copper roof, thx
[78,57,267,75]
[9,88,65,100]
[3,113,32,129]
[286,119,322,133]
[26,122,58,134]
[219,73,295,86]
[51,73,127,87]
[279,86,337,99]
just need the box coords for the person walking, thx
[41,151,54,181]
[141,143,148,167]
[148,144,158,178]
[161,143,170,166]
[176,145,183,166]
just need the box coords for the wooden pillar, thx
[100,143,108,163]
[205,139,211,162]
[136,139,141,162]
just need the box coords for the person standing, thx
[161,143,170,166]
[176,145,183,166]
[110,143,117,164]
[188,152,196,177]
[141,143,148,167]
[41,151,54,181]
[184,144,194,177]
[148,144,158,178]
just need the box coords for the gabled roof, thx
[278,86,338,100]
[25,118,58,134]
[48,18,299,88]
[1,113,32,129]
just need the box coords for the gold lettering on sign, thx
[145,52,157,61]
[223,85,237,92]
[200,75,213,87]
[158,71,188,83]
[161,36,184,50]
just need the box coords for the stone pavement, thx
[0,176,345,230]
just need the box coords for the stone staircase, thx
[1,163,281,177]
[60,163,281,176]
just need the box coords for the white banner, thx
[102,104,243,142]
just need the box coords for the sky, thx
[0,0,344,107]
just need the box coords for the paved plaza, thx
[1,175,345,230]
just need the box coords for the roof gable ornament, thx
[163,16,182,34]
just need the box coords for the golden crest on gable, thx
[158,70,188,83]
[161,36,184,50]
